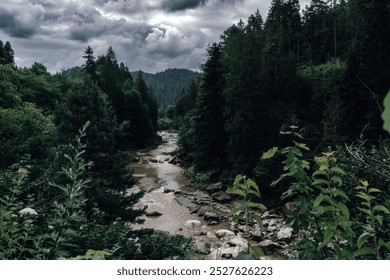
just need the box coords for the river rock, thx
[211,191,232,203]
[203,212,220,221]
[163,187,174,193]
[206,182,223,193]
[196,242,211,255]
[259,240,286,250]
[175,196,196,210]
[146,211,162,217]
[276,227,293,240]
[221,253,233,259]
[196,206,210,216]
[213,203,231,213]
[251,229,264,242]
[168,156,181,165]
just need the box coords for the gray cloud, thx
[0,0,311,73]
[0,3,44,38]
[161,0,207,12]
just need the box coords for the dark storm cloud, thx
[161,0,207,12]
[0,0,310,73]
[0,4,43,38]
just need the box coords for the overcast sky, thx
[0,0,310,73]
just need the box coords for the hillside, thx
[132,68,200,109]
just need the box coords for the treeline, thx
[0,43,190,259]
[131,68,200,109]
[174,0,390,183]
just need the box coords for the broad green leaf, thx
[357,232,372,249]
[301,160,310,170]
[330,167,346,175]
[322,151,336,157]
[373,205,390,214]
[312,170,328,177]
[227,188,245,197]
[382,89,390,133]
[312,179,329,186]
[336,202,350,220]
[234,174,244,183]
[353,247,376,258]
[331,176,343,186]
[280,131,292,135]
[383,241,390,250]
[262,147,278,159]
[357,207,372,216]
[250,245,265,257]
[361,180,369,187]
[247,189,261,198]
[356,193,370,202]
[318,227,335,250]
[293,141,310,151]
[368,188,382,194]
[313,194,327,207]
[332,189,349,200]
[246,201,266,211]
[251,213,263,227]
[375,215,383,226]
[293,132,304,139]
[237,251,255,260]
[314,156,328,166]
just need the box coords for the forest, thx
[1,0,390,260]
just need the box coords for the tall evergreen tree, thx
[222,11,271,175]
[192,43,226,174]
[135,72,158,133]
[3,42,15,68]
[55,77,144,223]
[341,0,390,139]
[82,46,97,81]
[0,40,15,67]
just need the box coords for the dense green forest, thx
[131,69,200,110]
[0,41,192,259]
[1,0,390,260]
[170,0,390,259]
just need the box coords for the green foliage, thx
[354,180,390,259]
[227,175,266,258]
[46,123,91,259]
[192,43,226,174]
[0,167,37,259]
[0,103,57,168]
[263,127,390,259]
[136,234,192,260]
[383,89,390,133]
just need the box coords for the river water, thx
[128,131,289,260]
[129,132,227,238]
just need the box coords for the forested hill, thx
[131,69,200,109]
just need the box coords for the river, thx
[129,131,227,239]
[128,131,289,259]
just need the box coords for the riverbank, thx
[128,131,292,259]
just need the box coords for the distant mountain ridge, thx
[131,68,200,109]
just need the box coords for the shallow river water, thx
[129,132,227,238]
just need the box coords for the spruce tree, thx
[192,43,226,173]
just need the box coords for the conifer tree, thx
[192,43,226,173]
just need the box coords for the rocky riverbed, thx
[129,131,293,259]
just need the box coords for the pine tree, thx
[4,42,15,68]
[82,46,97,81]
[192,43,226,173]
[135,72,158,133]
[0,41,15,67]
[54,77,144,223]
